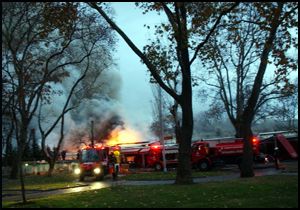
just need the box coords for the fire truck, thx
[121,141,211,171]
[204,135,265,168]
[147,143,212,171]
[121,135,266,171]
[74,144,121,181]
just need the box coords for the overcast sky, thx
[109,3,209,140]
[110,3,166,138]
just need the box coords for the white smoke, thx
[33,64,121,148]
[34,56,156,152]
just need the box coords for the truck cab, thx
[191,141,212,171]
[75,144,109,181]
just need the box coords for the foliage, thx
[88,1,239,184]
[192,2,298,177]
[197,2,298,128]
[2,2,116,201]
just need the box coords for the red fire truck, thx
[121,135,266,171]
[204,135,266,168]
[121,141,211,171]
[74,144,114,181]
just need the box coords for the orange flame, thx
[105,127,142,146]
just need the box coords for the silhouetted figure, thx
[108,152,117,180]
[76,150,80,160]
[273,135,280,170]
[61,150,67,161]
[274,146,280,169]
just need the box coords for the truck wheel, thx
[154,163,162,171]
[79,175,84,182]
[197,160,209,171]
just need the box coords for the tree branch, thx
[88,2,181,103]
[189,2,239,65]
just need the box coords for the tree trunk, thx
[175,101,193,184]
[233,119,243,138]
[47,160,55,177]
[240,122,255,178]
[10,157,19,179]
[18,133,27,203]
[19,158,27,203]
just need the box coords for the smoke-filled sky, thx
[41,3,165,150]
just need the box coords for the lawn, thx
[2,169,232,190]
[3,175,298,208]
[2,172,84,191]
[122,170,232,180]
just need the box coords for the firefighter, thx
[273,134,280,170]
[274,146,280,170]
[113,150,121,178]
[61,150,67,161]
[108,151,117,180]
[76,149,80,160]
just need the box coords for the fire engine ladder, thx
[276,134,298,159]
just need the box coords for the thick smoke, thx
[36,64,126,151]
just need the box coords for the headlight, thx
[93,168,101,174]
[74,168,81,175]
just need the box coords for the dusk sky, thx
[111,3,167,137]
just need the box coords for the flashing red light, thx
[151,145,160,150]
[82,145,91,150]
[252,137,258,144]
[112,145,121,151]
[95,144,104,149]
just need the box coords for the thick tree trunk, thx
[240,122,255,178]
[233,120,243,138]
[176,135,193,184]
[175,100,193,184]
[233,116,255,177]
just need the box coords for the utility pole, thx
[158,86,167,172]
[91,120,94,147]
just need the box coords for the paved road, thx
[2,167,297,202]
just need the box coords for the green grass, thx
[2,172,84,190]
[3,175,298,208]
[122,170,232,180]
[2,170,231,190]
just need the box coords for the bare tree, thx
[198,2,298,177]
[269,79,298,131]
[37,4,116,176]
[2,2,115,202]
[38,59,90,176]
[88,2,238,184]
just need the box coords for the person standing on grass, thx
[273,134,280,170]
[108,151,117,180]
[113,150,121,178]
